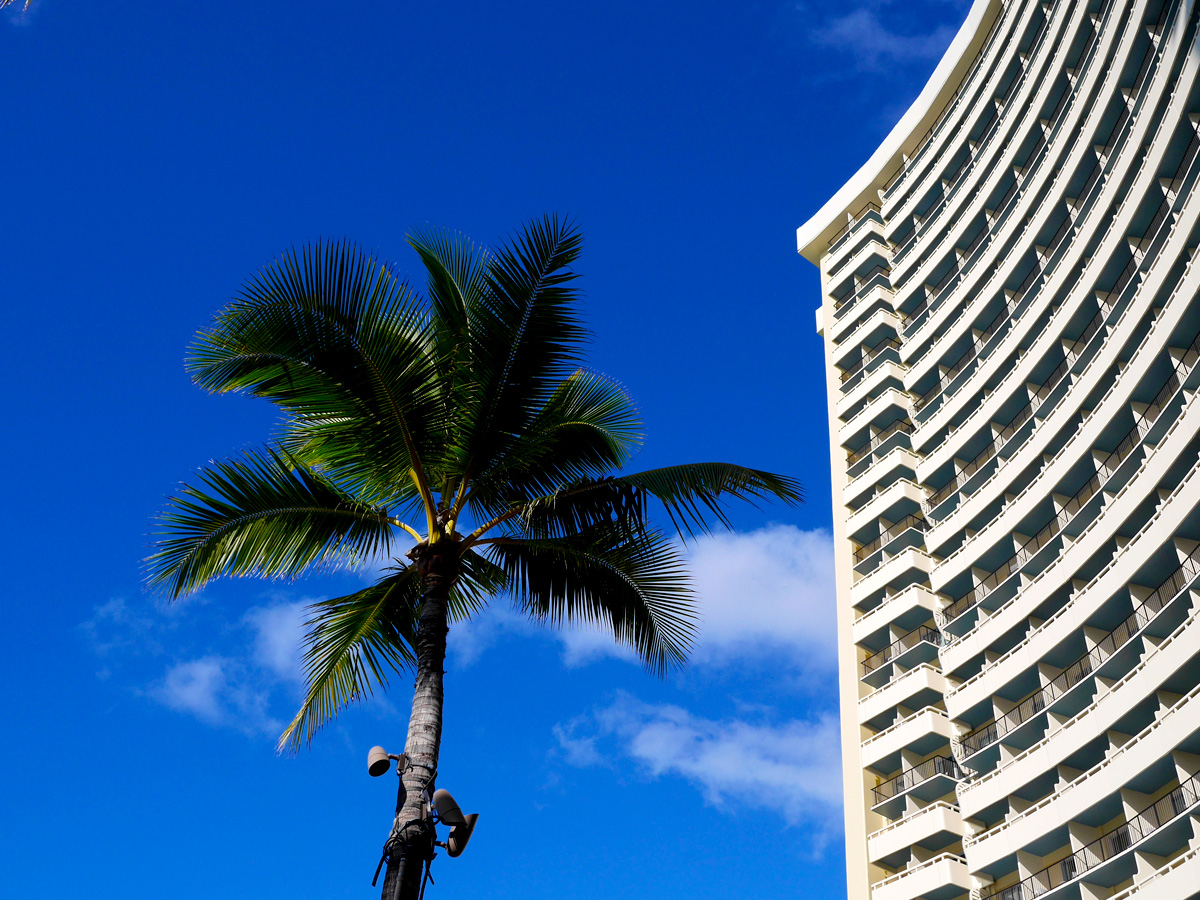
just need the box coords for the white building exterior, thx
[798,1,1200,899]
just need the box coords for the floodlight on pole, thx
[367,745,408,777]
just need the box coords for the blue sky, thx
[1,1,967,897]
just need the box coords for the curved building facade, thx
[798,1,1200,899]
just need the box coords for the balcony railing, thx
[924,356,1067,517]
[839,337,902,388]
[846,419,914,466]
[871,754,962,806]
[855,514,930,568]
[883,0,1039,218]
[828,202,882,257]
[944,309,1200,634]
[941,469,1099,625]
[884,513,927,541]
[893,0,1141,331]
[853,535,884,564]
[959,538,1200,758]
[832,264,893,323]
[861,625,940,676]
[983,771,1200,900]
[894,0,1160,349]
[894,1,1063,278]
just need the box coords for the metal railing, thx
[855,514,930,564]
[882,0,1037,209]
[847,419,914,466]
[839,338,902,387]
[894,0,1151,347]
[941,468,1099,625]
[959,539,1200,758]
[983,770,1200,899]
[893,1,1059,271]
[861,625,941,676]
[943,310,1200,634]
[828,202,882,256]
[924,354,1068,516]
[871,754,962,806]
[853,535,884,564]
[885,513,928,541]
[833,264,893,320]
[1038,212,1074,263]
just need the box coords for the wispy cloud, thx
[80,597,168,657]
[245,601,308,684]
[83,594,318,738]
[149,656,281,736]
[555,693,843,839]
[779,0,968,83]
[448,524,836,674]
[685,524,836,669]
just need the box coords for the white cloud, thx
[780,0,967,77]
[557,693,843,837]
[245,601,308,684]
[685,524,836,668]
[447,525,837,675]
[149,656,281,736]
[811,7,958,71]
[152,657,228,722]
[132,600,316,737]
[447,604,524,666]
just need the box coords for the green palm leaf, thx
[451,215,588,480]
[187,241,444,506]
[280,568,422,753]
[147,447,395,597]
[280,551,509,753]
[486,524,695,676]
[622,462,804,538]
[467,369,643,520]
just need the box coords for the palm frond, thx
[486,525,696,676]
[279,569,421,753]
[450,215,587,478]
[186,241,443,506]
[488,460,802,544]
[465,369,643,520]
[622,463,804,538]
[451,549,509,620]
[407,226,489,353]
[146,447,394,597]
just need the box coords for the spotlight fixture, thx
[367,745,407,777]
[432,788,479,858]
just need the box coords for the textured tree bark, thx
[380,542,455,900]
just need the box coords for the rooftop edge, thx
[796,0,1004,264]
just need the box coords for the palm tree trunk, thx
[380,544,455,900]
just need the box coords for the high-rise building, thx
[798,1,1200,898]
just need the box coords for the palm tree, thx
[147,216,801,899]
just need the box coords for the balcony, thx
[862,706,955,774]
[871,754,963,819]
[840,337,904,393]
[957,539,1200,767]
[859,663,947,732]
[862,625,942,688]
[868,801,966,869]
[965,680,1200,869]
[848,419,914,466]
[870,852,970,900]
[854,584,944,647]
[958,606,1200,820]
[982,773,1200,900]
